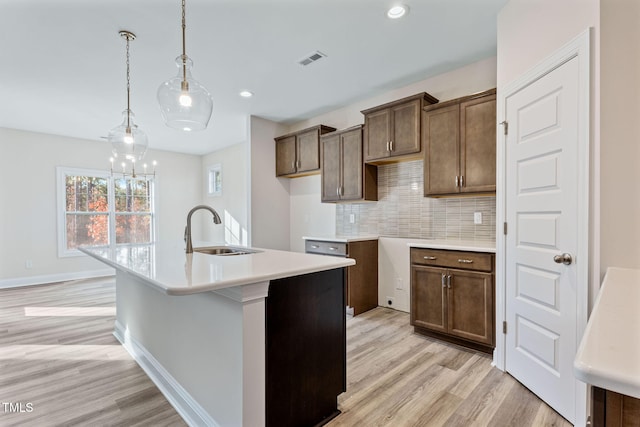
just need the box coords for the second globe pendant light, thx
[157,0,213,132]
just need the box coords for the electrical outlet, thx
[386,296,394,306]
[395,277,403,290]
[474,212,482,225]
[25,260,33,269]
[349,213,355,224]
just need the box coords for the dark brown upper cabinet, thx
[321,125,377,203]
[423,89,496,197]
[275,125,336,177]
[361,92,439,164]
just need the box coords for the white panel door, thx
[505,55,579,423]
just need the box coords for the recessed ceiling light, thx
[239,90,253,98]
[387,5,408,19]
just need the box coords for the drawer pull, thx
[329,247,338,251]
[457,259,474,264]
[311,245,319,249]
[423,256,437,260]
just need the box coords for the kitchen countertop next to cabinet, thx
[408,240,495,253]
[80,240,354,296]
[574,267,640,399]
[302,235,379,243]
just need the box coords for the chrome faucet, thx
[184,205,222,254]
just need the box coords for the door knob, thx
[553,253,573,265]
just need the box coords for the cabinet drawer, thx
[411,248,493,272]
[305,240,347,257]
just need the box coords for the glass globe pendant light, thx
[157,0,213,131]
[109,31,148,164]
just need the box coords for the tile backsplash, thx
[336,160,496,241]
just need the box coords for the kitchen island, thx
[80,241,355,427]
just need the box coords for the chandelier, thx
[108,30,148,168]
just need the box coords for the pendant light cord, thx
[125,34,131,130]
[181,0,187,86]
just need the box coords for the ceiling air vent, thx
[297,51,327,66]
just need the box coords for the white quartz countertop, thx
[407,240,496,253]
[302,235,379,243]
[574,268,640,398]
[80,241,355,296]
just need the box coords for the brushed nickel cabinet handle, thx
[441,273,446,288]
[447,274,452,289]
[455,176,459,187]
[457,259,474,264]
[311,245,319,249]
[329,246,338,251]
[390,140,394,151]
[292,161,295,171]
[460,175,464,187]
[423,256,437,260]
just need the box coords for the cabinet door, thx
[410,266,447,333]
[321,134,341,202]
[390,99,421,156]
[275,135,297,176]
[423,104,460,196]
[340,128,363,200]
[364,109,391,161]
[296,128,321,173]
[447,269,494,346]
[460,94,496,193]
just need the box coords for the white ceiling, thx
[0,0,506,155]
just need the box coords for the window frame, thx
[207,163,222,197]
[56,166,156,258]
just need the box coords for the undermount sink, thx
[193,246,261,256]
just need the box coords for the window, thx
[57,167,155,257]
[207,163,222,197]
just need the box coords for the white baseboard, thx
[113,321,219,427]
[0,268,115,289]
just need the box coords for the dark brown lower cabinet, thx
[592,386,640,427]
[410,248,495,353]
[304,239,378,316]
[265,268,346,427]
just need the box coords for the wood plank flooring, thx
[327,307,572,427]
[0,278,187,427]
[0,278,572,426]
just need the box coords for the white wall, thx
[600,0,640,273]
[284,58,497,309]
[248,116,290,250]
[497,0,601,305]
[289,175,335,253]
[0,127,202,286]
[201,142,248,245]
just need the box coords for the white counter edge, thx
[79,246,355,296]
[302,235,379,243]
[574,267,640,399]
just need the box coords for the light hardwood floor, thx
[0,278,571,426]
[0,278,187,427]
[328,307,572,427]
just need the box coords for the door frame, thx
[495,28,595,426]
